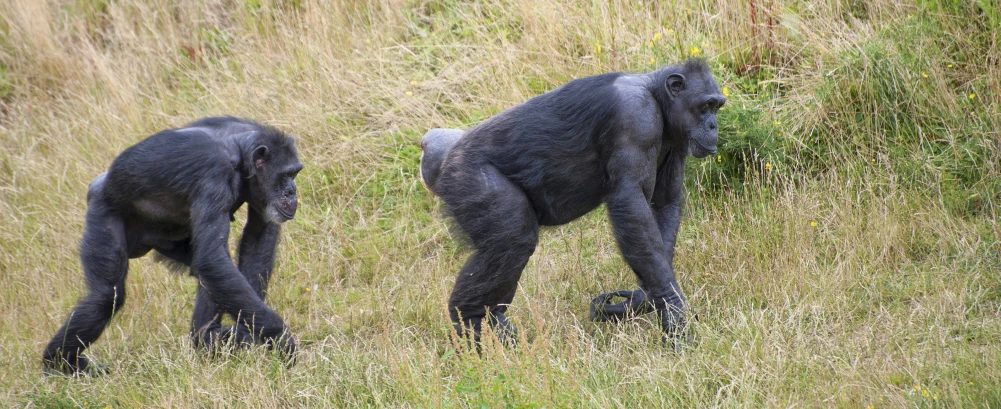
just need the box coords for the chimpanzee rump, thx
[421,59,725,343]
[43,117,303,375]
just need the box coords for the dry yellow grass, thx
[1,0,998,407]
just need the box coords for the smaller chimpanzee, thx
[43,116,302,375]
[421,59,724,345]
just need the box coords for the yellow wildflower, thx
[689,46,701,56]
[650,57,656,64]
[947,63,953,68]
[969,93,976,99]
[921,72,928,78]
[410,80,417,85]
[773,121,781,126]
[810,221,817,227]
[923,389,929,397]
[716,155,721,163]
[765,162,772,170]
[653,33,662,41]
[914,385,920,391]
[722,87,730,97]
[405,91,413,96]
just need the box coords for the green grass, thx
[0,0,998,407]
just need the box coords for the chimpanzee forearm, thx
[654,202,682,266]
[237,208,281,300]
[651,152,687,264]
[606,182,686,314]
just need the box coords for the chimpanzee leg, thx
[440,162,538,343]
[42,197,128,375]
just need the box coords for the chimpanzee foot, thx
[487,312,518,347]
[453,311,519,347]
[589,289,656,322]
[42,355,108,377]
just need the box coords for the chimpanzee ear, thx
[666,74,686,97]
[253,146,269,169]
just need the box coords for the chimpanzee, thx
[42,116,303,375]
[420,59,724,344]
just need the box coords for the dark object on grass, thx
[43,116,303,375]
[420,59,725,345]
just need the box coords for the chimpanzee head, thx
[248,127,303,224]
[663,59,726,158]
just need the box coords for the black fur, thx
[421,59,724,344]
[42,116,303,375]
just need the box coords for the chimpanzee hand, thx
[589,289,656,322]
[261,326,297,364]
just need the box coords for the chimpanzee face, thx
[250,135,303,224]
[665,70,726,158]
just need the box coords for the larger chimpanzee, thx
[43,117,302,375]
[420,59,724,343]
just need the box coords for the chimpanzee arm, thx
[651,150,688,270]
[190,201,294,355]
[605,149,688,338]
[590,153,686,322]
[191,207,279,347]
[237,207,281,300]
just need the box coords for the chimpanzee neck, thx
[233,133,258,204]
[644,70,684,151]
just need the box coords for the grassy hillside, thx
[1,0,998,407]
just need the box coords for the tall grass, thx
[0,0,998,407]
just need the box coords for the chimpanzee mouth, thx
[276,196,297,221]
[277,206,295,220]
[691,141,717,158]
